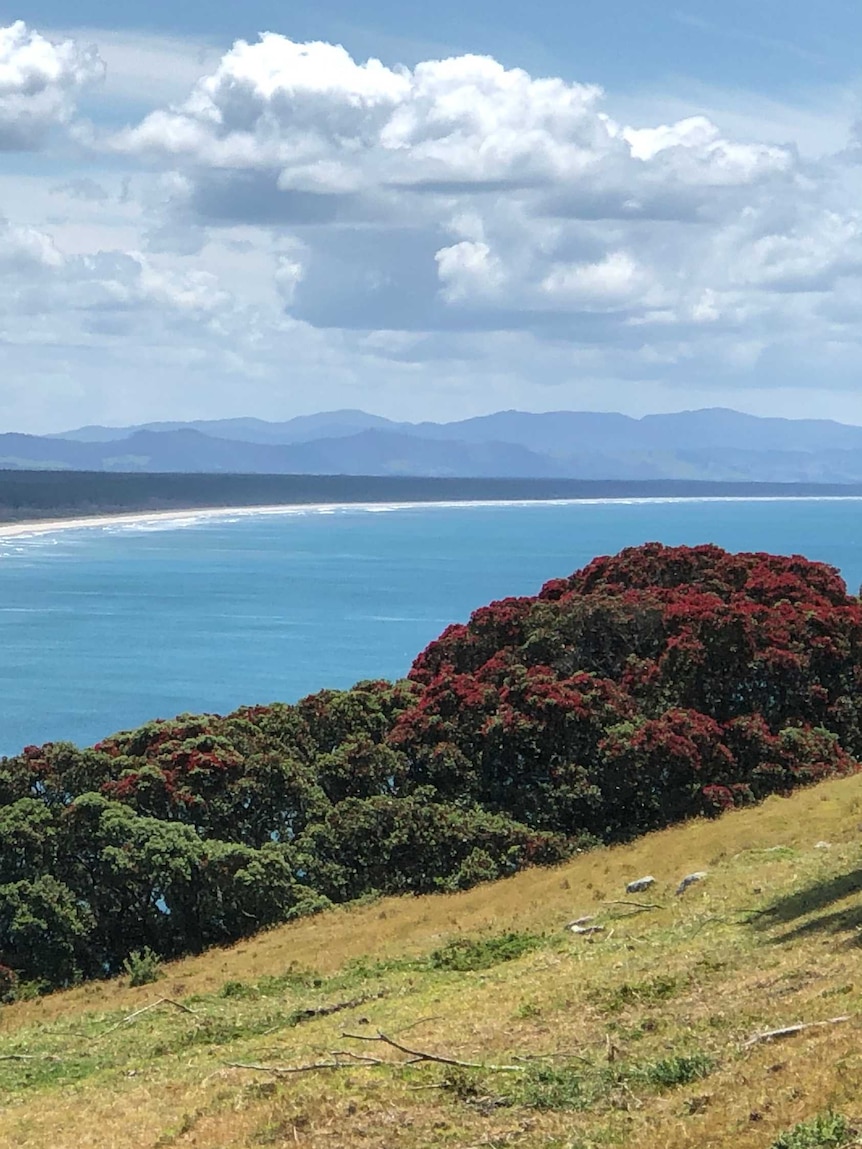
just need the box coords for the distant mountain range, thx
[0,407,860,482]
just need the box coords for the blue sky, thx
[3,2,862,430]
[6,0,860,95]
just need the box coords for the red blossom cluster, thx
[397,543,862,835]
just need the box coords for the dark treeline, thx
[2,543,862,995]
[3,470,862,522]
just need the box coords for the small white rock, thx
[566,915,596,929]
[675,871,708,895]
[626,876,656,894]
[814,841,832,850]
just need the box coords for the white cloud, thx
[114,33,794,198]
[0,21,103,149]
[435,241,507,301]
[0,217,64,268]
[620,115,791,183]
[104,33,811,332]
[541,251,649,307]
[5,25,862,428]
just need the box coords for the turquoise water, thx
[2,497,862,756]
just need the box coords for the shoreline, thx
[4,492,862,541]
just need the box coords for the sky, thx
[4,3,862,430]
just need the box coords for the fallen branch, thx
[743,1015,852,1048]
[512,1051,593,1066]
[96,997,199,1039]
[601,900,664,911]
[392,1015,445,1036]
[289,990,386,1026]
[227,1059,345,1076]
[340,1029,523,1072]
[0,1053,63,1062]
[329,1050,387,1066]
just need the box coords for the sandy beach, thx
[0,503,373,539]
[3,492,862,542]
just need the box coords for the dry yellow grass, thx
[3,774,862,1148]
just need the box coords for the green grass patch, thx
[770,1112,856,1149]
[590,974,684,1014]
[511,1063,588,1111]
[630,1052,715,1089]
[427,931,547,972]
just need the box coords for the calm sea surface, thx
[2,497,862,756]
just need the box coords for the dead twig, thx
[227,1059,345,1076]
[602,900,664,911]
[512,1051,593,1066]
[289,990,386,1026]
[96,997,199,1039]
[391,1015,444,1037]
[0,1053,63,1062]
[329,1049,387,1065]
[341,1029,523,1072]
[743,1015,852,1048]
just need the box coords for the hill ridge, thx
[20,406,862,482]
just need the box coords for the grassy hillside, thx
[3,772,862,1149]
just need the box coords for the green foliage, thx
[123,946,164,987]
[632,1052,714,1089]
[590,975,683,1014]
[770,1112,854,1149]
[428,931,547,972]
[497,1049,714,1114]
[0,962,18,1003]
[511,1063,586,1110]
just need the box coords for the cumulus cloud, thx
[106,33,819,334]
[115,34,792,197]
[0,21,104,149]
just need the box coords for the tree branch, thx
[227,1059,345,1076]
[340,1030,523,1072]
[289,990,386,1026]
[96,997,199,1039]
[743,1015,852,1048]
[601,900,664,911]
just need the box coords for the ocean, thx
[2,497,862,756]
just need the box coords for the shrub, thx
[123,946,164,987]
[512,1064,586,1111]
[0,962,18,1003]
[428,931,546,972]
[634,1052,715,1089]
[771,1112,855,1149]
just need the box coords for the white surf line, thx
[2,492,862,541]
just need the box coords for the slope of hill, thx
[2,773,861,1149]
[0,428,564,476]
[52,410,395,446]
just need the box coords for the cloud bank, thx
[3,22,862,429]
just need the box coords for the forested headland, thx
[3,470,862,523]
[2,542,861,996]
